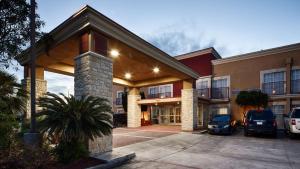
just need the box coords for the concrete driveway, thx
[113,125,181,148]
[114,130,300,169]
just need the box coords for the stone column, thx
[22,66,47,119]
[74,51,113,155]
[181,80,198,131]
[127,88,141,128]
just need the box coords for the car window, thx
[212,115,230,122]
[247,110,273,120]
[292,109,300,118]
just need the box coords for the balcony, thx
[262,81,285,95]
[292,79,300,94]
[116,97,122,105]
[211,87,229,99]
[148,92,172,99]
[197,88,210,99]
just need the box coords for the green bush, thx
[38,93,113,164]
[53,140,88,164]
[0,112,18,150]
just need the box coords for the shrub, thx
[38,93,113,163]
[53,140,88,164]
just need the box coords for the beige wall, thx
[213,48,300,120]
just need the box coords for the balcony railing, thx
[292,79,300,94]
[115,97,122,105]
[211,87,229,99]
[262,81,285,95]
[148,92,172,99]
[197,88,210,99]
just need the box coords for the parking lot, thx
[115,129,300,169]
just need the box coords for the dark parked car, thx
[208,114,235,135]
[244,110,277,137]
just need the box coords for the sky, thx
[6,0,300,95]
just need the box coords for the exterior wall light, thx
[272,90,276,94]
[110,49,120,58]
[153,67,160,73]
[125,73,131,79]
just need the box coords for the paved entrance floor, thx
[114,130,300,169]
[113,125,181,148]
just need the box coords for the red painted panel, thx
[178,53,215,76]
[94,33,107,56]
[79,33,89,54]
[173,81,183,97]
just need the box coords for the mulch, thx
[48,157,104,169]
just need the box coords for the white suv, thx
[284,107,300,138]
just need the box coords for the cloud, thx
[45,71,74,95]
[142,22,227,56]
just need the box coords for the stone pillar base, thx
[127,93,141,128]
[181,89,198,131]
[74,51,113,154]
[21,78,47,119]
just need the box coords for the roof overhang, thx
[17,5,199,80]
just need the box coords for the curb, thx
[87,152,135,169]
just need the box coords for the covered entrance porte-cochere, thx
[16,5,199,155]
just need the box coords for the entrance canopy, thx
[16,5,199,87]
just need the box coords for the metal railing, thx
[148,92,172,99]
[262,81,285,95]
[211,87,229,99]
[197,88,210,99]
[115,97,122,105]
[292,79,300,94]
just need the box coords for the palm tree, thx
[0,70,27,115]
[37,93,113,143]
[0,70,27,150]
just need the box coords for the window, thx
[197,80,210,98]
[149,87,159,95]
[262,71,285,95]
[148,84,172,98]
[212,78,227,88]
[159,85,172,98]
[197,80,209,89]
[116,91,123,98]
[212,77,229,99]
[116,91,123,105]
[292,69,300,94]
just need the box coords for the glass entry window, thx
[150,106,181,125]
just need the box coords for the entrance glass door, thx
[169,107,181,124]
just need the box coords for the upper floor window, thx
[211,77,229,99]
[292,69,300,94]
[197,80,210,98]
[148,84,172,98]
[116,91,123,105]
[262,71,285,95]
[197,80,209,89]
[212,78,228,88]
[117,91,123,98]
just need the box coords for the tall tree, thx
[0,0,44,68]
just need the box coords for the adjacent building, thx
[112,43,300,129]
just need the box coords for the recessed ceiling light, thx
[125,73,131,79]
[153,67,160,73]
[110,49,120,58]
